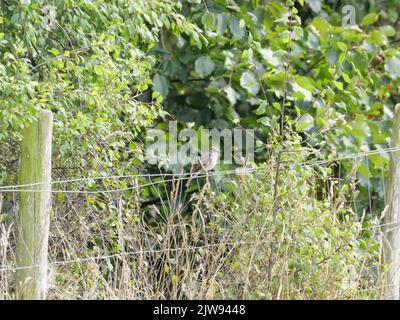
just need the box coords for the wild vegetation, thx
[0,0,400,299]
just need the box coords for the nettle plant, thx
[0,0,205,183]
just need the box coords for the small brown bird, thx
[191,146,220,175]
[185,147,220,188]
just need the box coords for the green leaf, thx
[240,71,260,96]
[258,48,280,67]
[152,91,163,103]
[153,74,170,98]
[216,13,230,35]
[342,73,351,84]
[337,42,347,52]
[50,47,59,55]
[202,12,215,29]
[305,0,322,13]
[361,13,379,26]
[262,71,285,89]
[94,65,103,76]
[295,76,315,91]
[229,16,245,39]
[312,17,330,33]
[292,82,312,101]
[348,115,371,138]
[326,48,338,65]
[334,81,343,91]
[195,56,215,77]
[242,48,253,60]
[294,27,304,38]
[385,56,400,80]
[224,87,239,106]
[338,52,346,64]
[255,101,268,115]
[380,25,396,37]
[272,102,281,111]
[258,116,271,127]
[295,114,313,131]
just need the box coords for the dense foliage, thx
[152,0,400,209]
[0,0,204,183]
[1,0,400,299]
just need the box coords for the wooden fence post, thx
[15,110,53,300]
[384,103,400,300]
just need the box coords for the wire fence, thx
[0,145,396,193]
[0,239,280,273]
[0,146,397,299]
[0,219,397,273]
[0,168,260,193]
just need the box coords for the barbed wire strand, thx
[0,145,398,191]
[0,168,261,194]
[2,216,399,273]
[0,239,278,273]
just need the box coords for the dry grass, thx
[0,158,386,300]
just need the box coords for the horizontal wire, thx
[0,146,396,299]
[0,240,394,296]
[356,283,395,293]
[306,146,397,166]
[0,170,199,190]
[0,168,261,194]
[361,219,400,231]
[284,219,400,232]
[2,218,399,273]
[0,146,397,191]
[0,239,277,273]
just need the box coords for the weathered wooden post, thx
[383,103,400,300]
[15,110,53,300]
